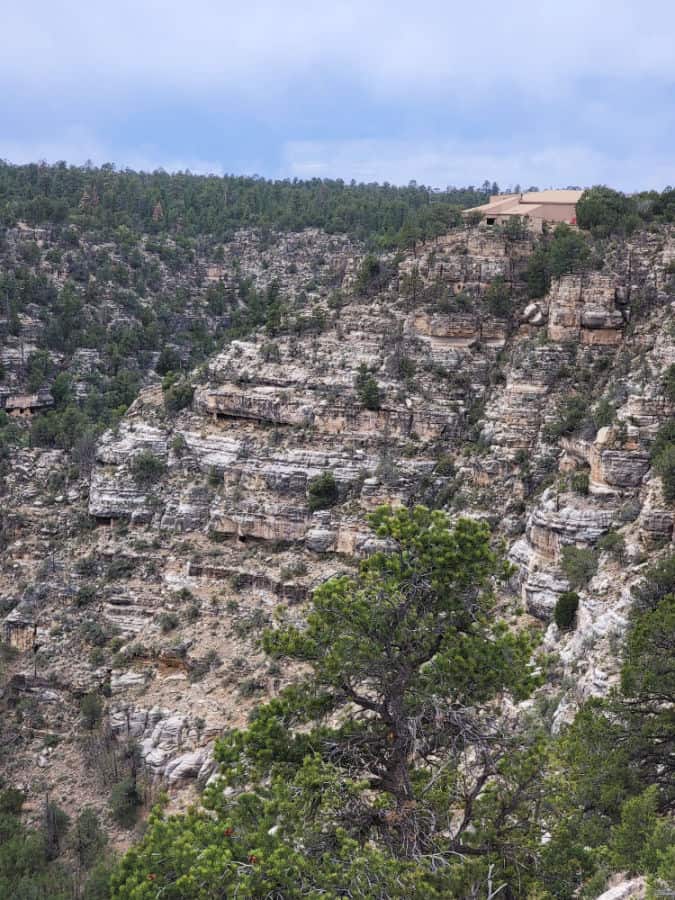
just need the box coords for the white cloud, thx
[282,138,675,192]
[2,1,675,189]
[3,0,675,103]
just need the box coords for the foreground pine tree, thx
[112,506,541,898]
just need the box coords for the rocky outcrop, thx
[548,273,625,345]
[88,469,153,522]
[527,494,615,560]
[96,423,169,466]
[596,877,646,900]
[562,430,650,493]
[481,341,573,452]
[110,705,216,783]
[412,311,507,347]
[2,600,38,651]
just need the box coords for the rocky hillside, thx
[0,219,358,423]
[1,218,674,878]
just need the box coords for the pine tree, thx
[112,507,540,897]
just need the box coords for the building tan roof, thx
[463,189,583,220]
[518,190,584,205]
[513,203,543,216]
[464,197,520,215]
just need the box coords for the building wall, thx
[520,203,577,223]
[488,204,577,232]
[492,214,544,233]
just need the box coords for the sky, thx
[1,0,674,191]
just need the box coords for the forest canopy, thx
[577,184,675,236]
[0,162,489,248]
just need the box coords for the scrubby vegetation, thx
[543,393,590,441]
[0,788,113,899]
[662,364,675,402]
[554,590,579,629]
[107,514,675,898]
[307,471,339,511]
[561,545,599,589]
[651,420,675,501]
[484,274,511,317]
[2,502,674,897]
[354,363,382,410]
[130,451,167,486]
[162,374,194,414]
[526,224,593,299]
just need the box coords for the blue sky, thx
[2,0,674,190]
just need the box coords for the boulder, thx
[165,749,211,783]
[595,877,646,900]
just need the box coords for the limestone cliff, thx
[1,222,674,843]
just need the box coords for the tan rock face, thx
[590,446,650,488]
[548,273,624,345]
[466,232,509,258]
[412,311,508,348]
[3,617,36,651]
[3,222,675,834]
[639,508,674,545]
[196,384,315,427]
[525,495,616,561]
[480,340,574,453]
